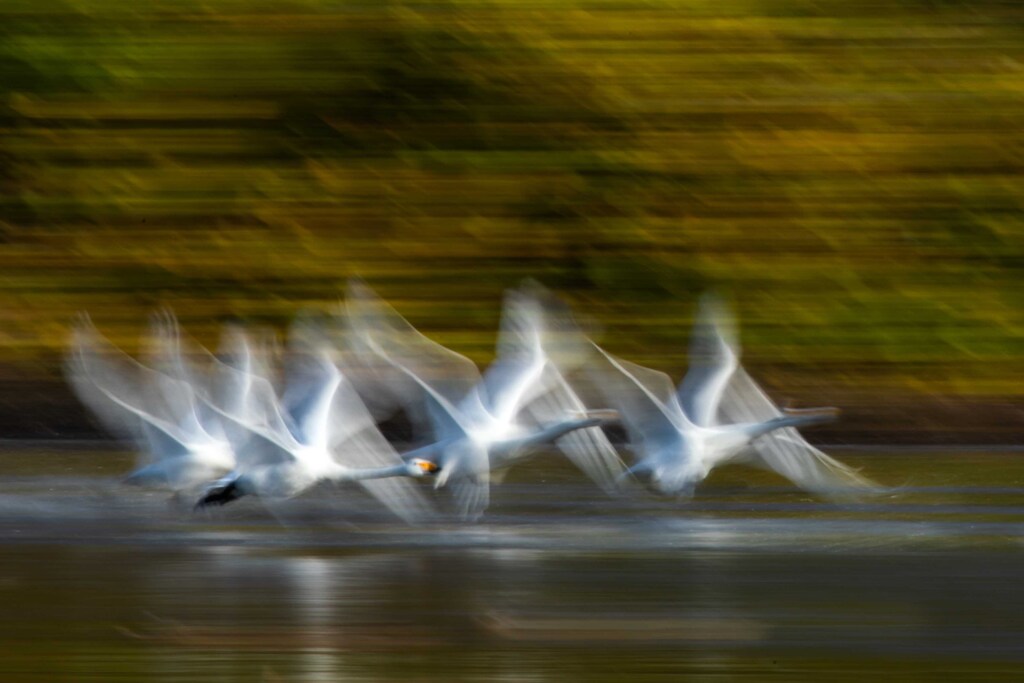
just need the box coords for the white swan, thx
[346,281,621,520]
[591,295,874,497]
[65,312,235,492]
[194,319,437,523]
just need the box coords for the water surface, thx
[2,446,1023,681]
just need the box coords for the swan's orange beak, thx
[412,458,440,474]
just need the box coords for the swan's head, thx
[408,458,440,478]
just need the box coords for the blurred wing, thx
[141,310,177,374]
[204,326,265,420]
[326,374,394,453]
[479,289,549,425]
[142,309,198,386]
[325,373,437,522]
[346,280,479,439]
[138,421,192,460]
[212,402,300,470]
[217,323,258,378]
[66,317,206,459]
[589,344,688,452]
[215,322,282,394]
[201,362,303,470]
[281,318,343,449]
[678,294,739,427]
[345,428,439,523]
[346,280,481,403]
[512,280,596,372]
[66,326,144,443]
[142,310,232,441]
[333,299,419,424]
[719,366,875,494]
[525,364,625,493]
[449,474,490,521]
[281,364,340,449]
[199,326,302,447]
[279,340,341,452]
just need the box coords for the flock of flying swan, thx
[65,281,876,521]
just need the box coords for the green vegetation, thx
[0,0,1021,439]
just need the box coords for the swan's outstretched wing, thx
[448,472,490,521]
[512,280,598,371]
[216,323,279,385]
[344,325,490,518]
[198,325,301,444]
[719,366,875,494]
[280,319,343,450]
[200,329,299,471]
[199,324,269,423]
[499,288,625,490]
[199,351,304,471]
[281,360,339,450]
[296,351,436,522]
[143,310,235,440]
[214,407,300,471]
[346,280,479,441]
[326,381,436,522]
[678,294,739,427]
[66,319,147,442]
[66,316,207,462]
[588,344,688,453]
[142,310,189,380]
[479,288,550,426]
[525,364,625,493]
[346,280,481,403]
[331,299,421,425]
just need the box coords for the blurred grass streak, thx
[0,0,1021,440]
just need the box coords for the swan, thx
[65,311,235,492]
[491,283,625,492]
[194,319,437,523]
[345,281,622,520]
[590,295,874,497]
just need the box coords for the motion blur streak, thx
[1,0,1023,681]
[0,0,1019,443]
[5,458,1024,680]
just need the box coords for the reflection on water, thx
[2,447,1024,681]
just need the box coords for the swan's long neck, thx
[530,416,605,445]
[335,463,412,482]
[706,414,836,463]
[494,417,604,459]
[741,413,834,441]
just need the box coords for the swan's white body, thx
[593,296,873,497]
[347,282,623,519]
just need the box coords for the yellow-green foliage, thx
[0,0,1021,400]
